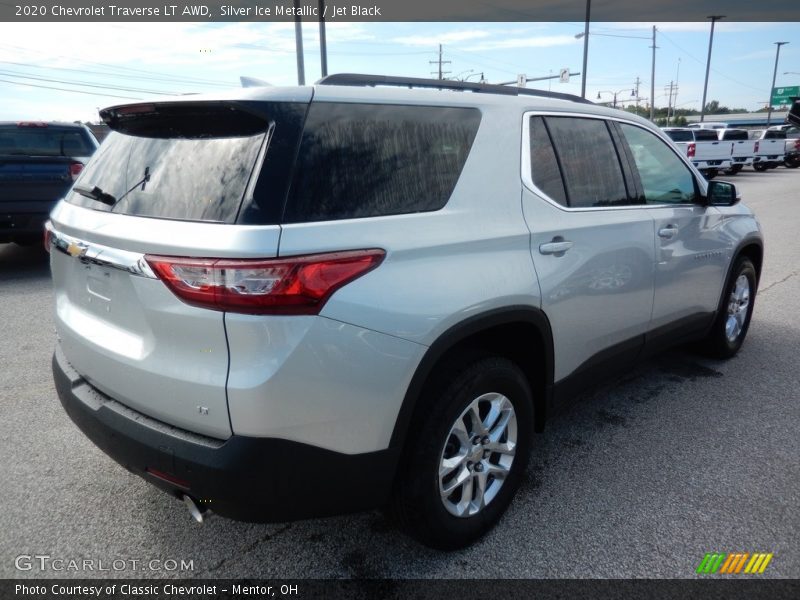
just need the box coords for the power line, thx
[657,31,765,94]
[0,69,178,95]
[0,77,140,100]
[0,43,233,87]
[0,59,231,89]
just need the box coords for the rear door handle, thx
[539,240,573,255]
[658,225,678,239]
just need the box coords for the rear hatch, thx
[49,93,310,438]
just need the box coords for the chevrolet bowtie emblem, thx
[66,242,88,258]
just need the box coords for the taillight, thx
[43,222,52,253]
[793,139,800,150]
[754,141,760,153]
[69,162,84,181]
[145,249,385,315]
[687,143,696,158]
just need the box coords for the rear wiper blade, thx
[73,184,116,206]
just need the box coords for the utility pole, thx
[650,25,657,121]
[293,0,305,85]
[430,44,451,80]
[700,15,724,123]
[666,81,676,125]
[581,0,591,98]
[318,0,328,77]
[767,42,789,126]
[634,76,641,115]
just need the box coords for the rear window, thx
[665,130,693,142]
[66,103,272,223]
[0,125,94,156]
[282,103,481,223]
[721,130,748,141]
[694,130,719,141]
[763,130,786,140]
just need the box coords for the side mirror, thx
[706,180,740,206]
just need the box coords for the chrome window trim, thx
[520,110,707,213]
[46,222,157,279]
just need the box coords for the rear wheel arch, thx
[389,307,554,453]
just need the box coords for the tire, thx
[391,355,534,550]
[703,169,718,180]
[753,163,768,172]
[701,257,757,359]
[783,157,799,168]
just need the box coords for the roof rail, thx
[316,73,593,104]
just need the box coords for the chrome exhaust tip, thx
[182,494,206,523]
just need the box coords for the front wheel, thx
[391,356,533,549]
[785,156,800,168]
[701,257,757,359]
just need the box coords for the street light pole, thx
[700,15,724,123]
[650,26,656,121]
[767,42,789,127]
[581,0,591,98]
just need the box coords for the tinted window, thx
[0,125,94,156]
[544,116,629,208]
[694,130,719,141]
[620,123,696,205]
[721,130,748,141]
[529,116,567,206]
[67,130,265,223]
[66,102,278,223]
[284,103,481,223]
[665,130,693,142]
[764,130,786,140]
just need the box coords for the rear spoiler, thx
[788,97,800,127]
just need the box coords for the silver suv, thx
[48,74,763,550]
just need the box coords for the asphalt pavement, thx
[1,167,798,579]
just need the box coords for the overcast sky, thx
[0,21,797,122]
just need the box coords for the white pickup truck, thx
[767,124,800,168]
[717,129,756,174]
[749,129,785,171]
[662,127,732,179]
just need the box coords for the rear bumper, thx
[0,211,48,241]
[53,346,400,522]
[692,160,732,169]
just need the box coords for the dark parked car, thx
[0,121,98,245]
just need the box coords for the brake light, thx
[793,139,800,150]
[687,143,696,158]
[69,161,84,181]
[754,141,760,153]
[145,249,385,315]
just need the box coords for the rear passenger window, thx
[529,116,567,206]
[283,103,481,223]
[541,117,629,208]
